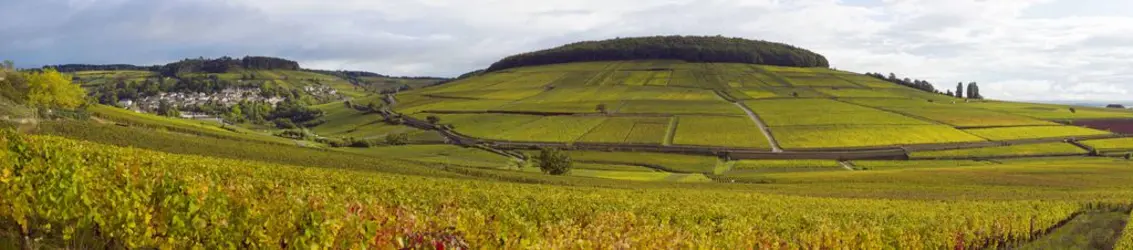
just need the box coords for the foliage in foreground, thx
[2,131,1127,248]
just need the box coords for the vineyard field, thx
[772,125,986,149]
[672,115,769,148]
[4,132,1116,249]
[963,126,1111,140]
[910,143,1088,159]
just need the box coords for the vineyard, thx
[15,37,1133,248]
[4,131,1132,248]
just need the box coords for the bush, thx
[385,133,410,145]
[301,118,327,128]
[273,118,298,129]
[274,129,308,139]
[315,137,347,147]
[536,148,572,175]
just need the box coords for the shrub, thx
[273,118,298,129]
[385,133,410,145]
[536,148,572,175]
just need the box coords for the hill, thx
[390,59,1127,153]
[486,35,829,71]
[4,38,1133,248]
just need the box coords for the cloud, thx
[1,0,1132,101]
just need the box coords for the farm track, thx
[732,102,783,152]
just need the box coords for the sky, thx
[2,0,1132,101]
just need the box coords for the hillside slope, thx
[390,60,1127,151]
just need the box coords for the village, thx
[117,84,342,119]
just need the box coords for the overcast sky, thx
[2,0,1132,101]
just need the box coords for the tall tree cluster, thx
[486,35,830,72]
[954,82,983,99]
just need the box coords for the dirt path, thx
[838,160,856,171]
[733,102,783,152]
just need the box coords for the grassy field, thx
[437,114,544,139]
[87,105,295,145]
[910,142,1088,159]
[845,99,1060,127]
[339,144,510,168]
[963,126,1111,140]
[746,99,931,126]
[849,160,999,170]
[777,74,862,88]
[813,88,905,98]
[617,100,743,115]
[569,169,675,182]
[964,101,1133,120]
[672,115,770,148]
[772,125,986,149]
[576,117,670,144]
[568,151,719,173]
[573,163,660,172]
[1081,138,1133,153]
[494,116,607,142]
[424,88,546,100]
[729,160,843,173]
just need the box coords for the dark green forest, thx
[486,35,830,72]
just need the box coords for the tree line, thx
[48,56,301,75]
[486,35,830,72]
[159,56,299,76]
[863,72,982,99]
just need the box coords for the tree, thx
[1069,108,1077,113]
[967,82,981,99]
[595,103,608,114]
[156,100,181,117]
[536,147,572,175]
[426,115,440,124]
[24,68,85,109]
[945,90,953,96]
[955,82,964,98]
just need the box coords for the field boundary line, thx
[830,98,949,126]
[664,117,679,146]
[1066,140,1097,153]
[621,122,641,143]
[732,101,784,152]
[827,74,871,88]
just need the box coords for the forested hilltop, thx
[486,36,829,72]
